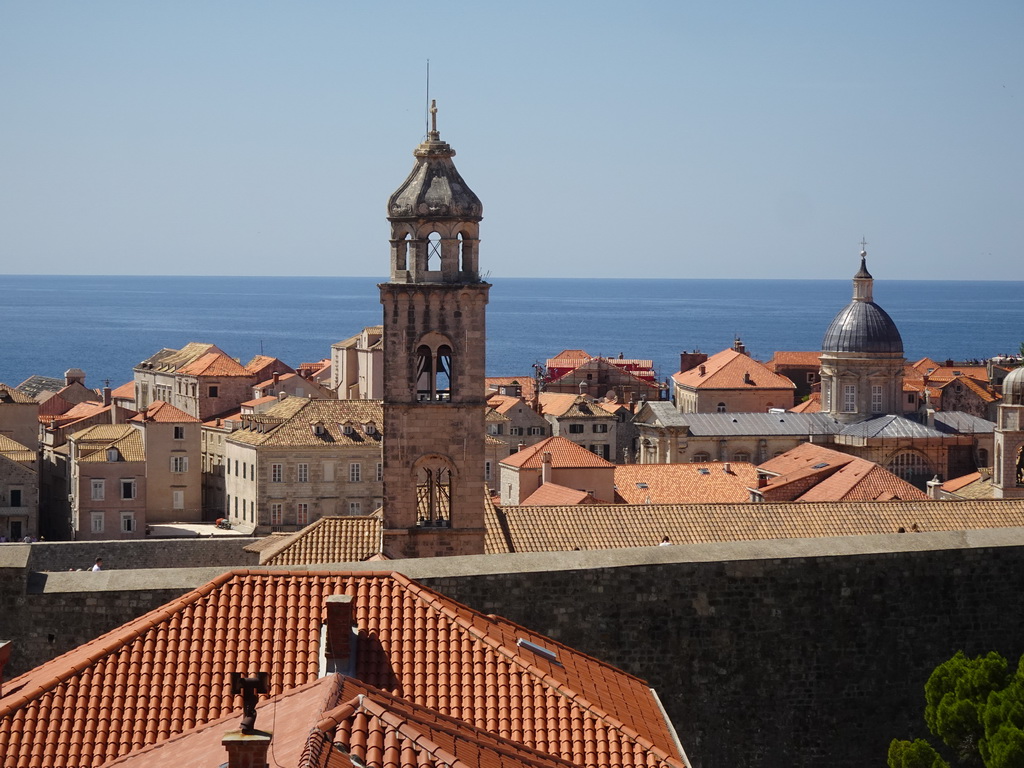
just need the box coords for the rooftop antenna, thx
[425,59,430,137]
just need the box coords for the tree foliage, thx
[889,652,1024,768]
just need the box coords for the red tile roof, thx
[110,381,135,400]
[0,571,685,768]
[766,351,822,368]
[789,393,821,413]
[501,436,614,470]
[614,463,757,504]
[129,400,200,424]
[486,377,538,402]
[177,351,251,377]
[520,483,596,506]
[672,349,795,391]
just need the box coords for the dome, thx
[1003,366,1024,405]
[387,102,482,222]
[821,300,904,354]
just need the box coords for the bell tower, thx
[380,102,490,558]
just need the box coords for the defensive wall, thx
[2,530,1023,768]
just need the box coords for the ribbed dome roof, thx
[821,301,904,354]
[387,103,482,221]
[1003,366,1024,405]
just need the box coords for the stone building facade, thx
[994,365,1024,498]
[380,103,489,558]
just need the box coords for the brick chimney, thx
[324,594,355,673]
[222,730,272,768]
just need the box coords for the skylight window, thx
[517,638,560,665]
[636,482,649,489]
[812,462,829,469]
[698,468,711,475]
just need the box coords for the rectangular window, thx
[173,490,184,510]
[171,456,188,473]
[842,384,857,413]
[323,461,335,482]
[528,426,544,436]
[121,512,135,533]
[568,423,584,434]
[871,385,883,414]
[91,512,104,533]
[173,426,185,440]
[270,503,283,526]
[297,463,309,483]
[10,489,21,507]
[271,463,283,483]
[296,503,309,526]
[121,479,136,500]
[349,463,361,482]
[375,462,383,482]
[349,501,362,515]
[509,426,523,436]
[208,386,219,398]
[485,460,492,482]
[91,479,105,501]
[593,423,608,433]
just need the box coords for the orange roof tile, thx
[795,462,929,502]
[789,393,821,413]
[767,351,822,367]
[256,515,384,565]
[177,351,251,377]
[941,472,982,493]
[614,463,757,504]
[672,348,795,391]
[501,436,614,469]
[486,377,538,401]
[520,483,596,506]
[129,400,200,423]
[0,571,685,768]
[110,381,135,400]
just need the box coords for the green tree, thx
[889,652,1024,768]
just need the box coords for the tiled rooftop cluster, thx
[0,571,686,768]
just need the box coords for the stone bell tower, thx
[993,366,1024,499]
[380,102,490,558]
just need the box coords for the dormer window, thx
[312,421,326,437]
[342,422,355,436]
[106,448,119,462]
[364,422,377,435]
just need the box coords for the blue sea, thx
[0,275,1021,389]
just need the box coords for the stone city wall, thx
[17,536,259,573]
[3,530,1023,768]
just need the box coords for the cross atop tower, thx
[429,99,439,138]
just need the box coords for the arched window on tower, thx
[415,335,453,402]
[415,456,453,525]
[395,233,411,271]
[886,451,931,487]
[427,232,442,271]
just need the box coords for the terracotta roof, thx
[789,393,821,413]
[520,483,596,506]
[177,351,251,377]
[0,383,37,405]
[672,348,795,391]
[537,393,614,420]
[257,515,384,565]
[0,571,685,768]
[0,435,36,463]
[766,351,822,368]
[501,437,614,470]
[109,673,587,768]
[939,472,994,500]
[137,343,225,373]
[71,424,146,463]
[110,381,135,400]
[942,472,981,493]
[488,499,1024,553]
[129,400,200,424]
[486,377,538,402]
[547,349,591,363]
[228,400,383,448]
[487,394,531,416]
[795,462,928,502]
[614,463,757,504]
[938,375,999,404]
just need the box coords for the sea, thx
[1,275,1021,389]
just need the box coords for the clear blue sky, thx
[2,1,1021,280]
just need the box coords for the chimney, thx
[272,371,280,385]
[277,391,287,402]
[222,730,272,768]
[757,474,768,488]
[541,452,553,485]
[0,641,11,695]
[324,594,355,672]
[102,381,112,406]
[927,475,943,500]
[723,462,732,474]
[699,364,706,377]
[678,351,708,373]
[743,372,752,385]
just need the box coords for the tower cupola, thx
[387,101,482,284]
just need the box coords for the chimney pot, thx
[699,365,706,376]
[541,451,553,484]
[222,730,272,768]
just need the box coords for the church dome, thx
[1003,365,1024,405]
[821,248,904,355]
[387,102,482,221]
[821,301,904,354]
